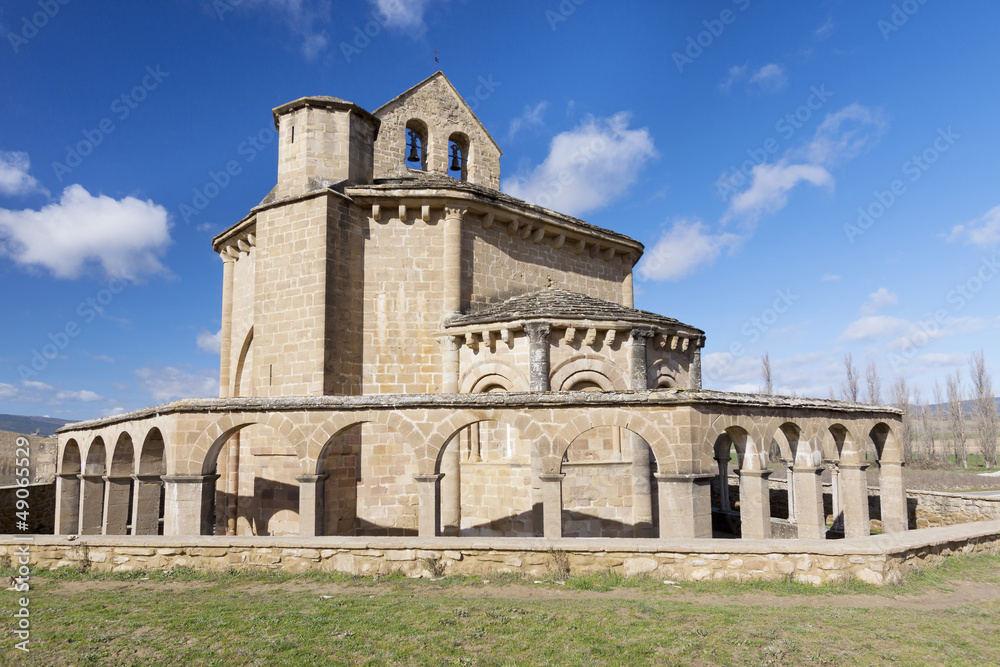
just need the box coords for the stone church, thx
[54,73,906,544]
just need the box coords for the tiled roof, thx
[445,289,702,333]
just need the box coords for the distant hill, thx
[0,414,71,437]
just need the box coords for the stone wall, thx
[7,520,1000,585]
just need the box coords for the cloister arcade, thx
[54,392,907,542]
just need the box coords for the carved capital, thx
[444,205,467,221]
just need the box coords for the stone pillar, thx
[539,473,564,538]
[103,474,133,535]
[442,206,465,316]
[879,461,908,534]
[295,474,329,537]
[78,473,105,535]
[440,441,462,536]
[623,263,634,308]
[739,470,773,539]
[631,437,653,537]
[441,335,461,393]
[714,457,731,512]
[162,475,218,536]
[782,459,795,522]
[840,463,871,538]
[655,473,713,539]
[54,473,80,535]
[690,340,703,390]
[226,433,240,536]
[131,474,163,535]
[414,474,443,538]
[827,461,842,531]
[219,254,235,397]
[628,328,653,390]
[525,322,552,392]
[793,465,826,540]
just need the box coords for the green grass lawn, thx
[3,554,1000,666]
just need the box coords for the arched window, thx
[448,132,469,181]
[404,120,428,171]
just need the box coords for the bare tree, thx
[841,353,860,402]
[919,399,936,461]
[969,350,999,467]
[946,369,968,468]
[760,352,773,395]
[866,362,882,404]
[892,377,915,462]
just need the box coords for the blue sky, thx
[1,0,998,420]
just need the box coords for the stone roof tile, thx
[445,288,703,333]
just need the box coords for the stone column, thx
[440,441,462,536]
[782,459,795,522]
[225,433,240,535]
[441,336,462,394]
[414,474,443,538]
[739,470,773,539]
[131,474,163,535]
[628,328,653,390]
[295,474,329,537]
[442,206,466,316]
[655,473,714,539]
[539,473,564,538]
[827,461,842,531]
[839,463,871,538]
[219,254,235,397]
[55,473,81,535]
[714,457,731,512]
[102,474,133,535]
[879,461,908,534]
[78,473,105,535]
[162,475,218,536]
[793,464,826,540]
[690,340,703,390]
[623,263,634,308]
[525,322,552,392]
[441,335,461,393]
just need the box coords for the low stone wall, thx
[905,489,1000,528]
[4,520,999,586]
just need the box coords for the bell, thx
[406,140,420,163]
[449,146,461,171]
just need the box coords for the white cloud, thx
[719,63,748,91]
[0,184,171,280]
[949,204,1000,247]
[636,218,741,281]
[508,101,548,140]
[917,353,967,367]
[0,151,46,197]
[0,383,18,399]
[238,0,333,60]
[92,354,115,364]
[861,287,897,314]
[701,351,760,387]
[502,112,656,217]
[749,63,788,92]
[135,366,218,402]
[723,104,886,223]
[21,380,53,391]
[197,329,223,354]
[801,103,888,166]
[369,0,437,36]
[815,16,836,39]
[839,315,909,342]
[726,160,833,223]
[821,273,841,282]
[55,390,104,402]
